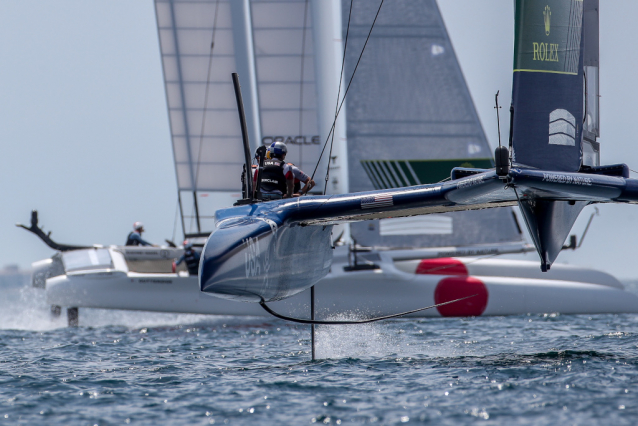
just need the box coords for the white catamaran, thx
[22,0,638,326]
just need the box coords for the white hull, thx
[44,247,638,318]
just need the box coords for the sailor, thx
[125,222,154,246]
[287,162,316,195]
[173,240,201,276]
[259,141,294,199]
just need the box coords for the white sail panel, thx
[155,0,245,192]
[250,0,324,188]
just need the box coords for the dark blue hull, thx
[200,210,333,302]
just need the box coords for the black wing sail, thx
[511,0,585,172]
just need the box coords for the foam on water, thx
[315,314,401,359]
[0,285,66,331]
[76,308,216,330]
[0,285,232,331]
[315,313,502,361]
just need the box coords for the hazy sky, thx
[1,1,638,278]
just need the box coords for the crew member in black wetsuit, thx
[173,240,201,276]
[259,141,294,200]
[125,222,154,246]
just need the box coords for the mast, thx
[311,0,349,196]
[230,0,262,154]
[311,0,350,241]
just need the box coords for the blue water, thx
[2,284,638,425]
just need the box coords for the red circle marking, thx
[416,258,468,276]
[434,276,488,317]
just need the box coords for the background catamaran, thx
[24,0,638,326]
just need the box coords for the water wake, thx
[314,313,400,359]
[0,285,225,331]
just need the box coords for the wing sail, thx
[510,0,585,172]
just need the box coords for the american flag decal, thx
[361,194,394,209]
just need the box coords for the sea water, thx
[2,283,638,425]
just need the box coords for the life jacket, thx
[184,249,200,275]
[125,232,140,246]
[260,158,286,193]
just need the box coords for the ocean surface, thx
[2,282,638,425]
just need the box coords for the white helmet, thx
[270,141,287,158]
[133,221,144,231]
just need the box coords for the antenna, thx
[494,90,509,178]
[494,90,502,148]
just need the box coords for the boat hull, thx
[200,216,333,302]
[45,255,638,317]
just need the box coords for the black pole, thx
[232,73,253,200]
[494,90,502,148]
[508,104,514,150]
[311,285,316,361]
[193,190,202,233]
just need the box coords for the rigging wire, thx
[189,0,221,232]
[260,294,477,325]
[298,0,309,170]
[311,0,385,183]
[322,0,354,195]
[171,197,180,244]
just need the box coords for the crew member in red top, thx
[286,162,315,195]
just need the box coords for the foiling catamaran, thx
[21,0,638,328]
[198,0,638,313]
